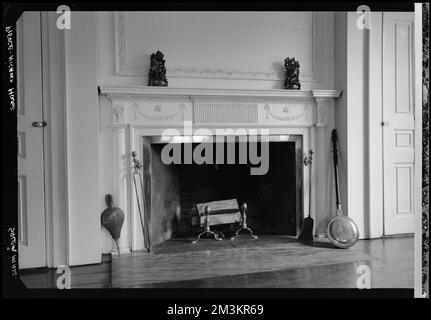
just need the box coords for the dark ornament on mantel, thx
[284,57,301,90]
[148,50,168,87]
[101,194,125,254]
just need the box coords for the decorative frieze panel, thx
[109,99,193,125]
[194,103,258,124]
[130,102,190,123]
[100,86,341,127]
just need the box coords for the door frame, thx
[40,12,69,268]
[367,12,384,239]
[367,11,422,239]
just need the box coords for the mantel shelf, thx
[99,86,342,100]
[99,85,340,128]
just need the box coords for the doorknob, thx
[32,121,47,128]
[380,121,389,126]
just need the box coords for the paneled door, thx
[382,12,415,235]
[17,12,47,268]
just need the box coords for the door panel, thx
[17,12,47,268]
[382,12,415,235]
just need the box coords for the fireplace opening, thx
[141,135,303,247]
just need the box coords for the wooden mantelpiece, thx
[99,86,342,128]
[98,86,342,252]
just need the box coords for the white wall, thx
[333,12,385,239]
[346,12,368,238]
[96,11,334,90]
[64,12,101,265]
[333,12,348,227]
[332,12,368,238]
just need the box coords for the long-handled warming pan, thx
[326,129,359,248]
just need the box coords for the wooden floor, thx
[19,236,413,289]
[19,254,111,289]
[111,235,414,288]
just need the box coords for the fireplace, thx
[99,86,341,253]
[141,135,303,246]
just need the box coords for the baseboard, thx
[19,266,49,274]
[382,233,414,238]
[111,247,131,255]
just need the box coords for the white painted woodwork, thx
[382,12,415,235]
[40,12,69,268]
[99,86,341,251]
[17,12,47,269]
[111,126,131,254]
[343,13,370,240]
[368,12,384,239]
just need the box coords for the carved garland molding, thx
[101,86,342,127]
[263,104,309,122]
[131,103,187,122]
[114,12,323,82]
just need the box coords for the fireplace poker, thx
[132,151,151,252]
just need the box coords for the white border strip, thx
[414,2,423,298]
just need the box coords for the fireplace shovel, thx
[326,129,359,248]
[297,150,314,241]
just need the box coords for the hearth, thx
[141,135,303,247]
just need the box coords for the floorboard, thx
[18,236,414,289]
[19,254,112,288]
